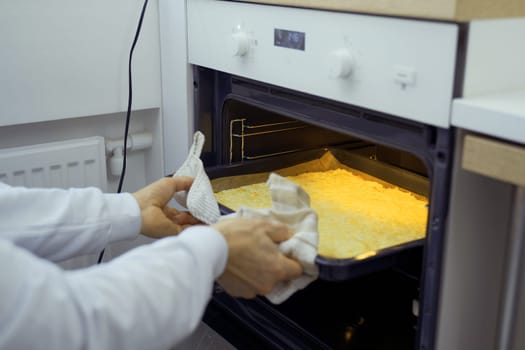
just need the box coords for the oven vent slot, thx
[231,77,269,94]
[270,87,364,118]
[230,75,425,136]
[362,112,424,135]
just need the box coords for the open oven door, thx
[193,66,453,350]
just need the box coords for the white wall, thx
[158,0,194,173]
[0,110,163,190]
[0,109,164,266]
[436,130,514,350]
[0,0,166,192]
[0,0,169,265]
[0,0,162,126]
[462,18,525,97]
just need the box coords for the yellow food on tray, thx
[214,168,428,259]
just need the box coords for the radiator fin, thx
[0,137,107,191]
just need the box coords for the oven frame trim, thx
[194,66,454,350]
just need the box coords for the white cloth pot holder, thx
[172,131,220,224]
[174,132,319,303]
[221,173,320,304]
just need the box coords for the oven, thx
[186,1,462,348]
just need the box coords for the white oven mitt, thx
[221,173,319,304]
[172,131,220,224]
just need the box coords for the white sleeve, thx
[0,182,140,262]
[0,226,228,350]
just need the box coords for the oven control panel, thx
[187,0,459,128]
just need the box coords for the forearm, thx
[0,226,227,350]
[0,183,140,261]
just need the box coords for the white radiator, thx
[0,136,107,191]
[0,137,108,269]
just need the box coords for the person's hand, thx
[212,217,303,299]
[132,177,201,238]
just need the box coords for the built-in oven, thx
[186,1,462,348]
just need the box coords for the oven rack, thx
[228,118,309,163]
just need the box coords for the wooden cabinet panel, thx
[238,0,525,21]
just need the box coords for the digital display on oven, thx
[274,28,305,51]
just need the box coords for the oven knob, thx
[232,30,251,56]
[328,48,355,79]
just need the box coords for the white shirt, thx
[0,182,228,350]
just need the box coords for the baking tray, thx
[206,147,429,281]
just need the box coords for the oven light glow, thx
[343,317,365,344]
[354,250,377,260]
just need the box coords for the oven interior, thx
[195,67,452,349]
[217,101,428,179]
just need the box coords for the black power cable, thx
[97,0,150,264]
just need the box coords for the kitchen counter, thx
[451,89,525,145]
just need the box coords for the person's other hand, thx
[212,218,303,298]
[132,177,200,238]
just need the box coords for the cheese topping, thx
[215,169,428,259]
